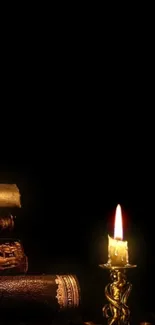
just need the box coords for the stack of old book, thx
[0,184,84,324]
[0,184,28,275]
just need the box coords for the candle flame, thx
[114,204,123,240]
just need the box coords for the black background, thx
[1,15,154,322]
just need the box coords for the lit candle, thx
[107,204,129,267]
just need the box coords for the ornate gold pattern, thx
[55,274,80,309]
[0,215,14,231]
[103,269,132,325]
[0,241,28,272]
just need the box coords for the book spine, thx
[0,274,80,311]
[0,184,21,207]
[0,269,106,323]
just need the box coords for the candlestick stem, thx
[99,264,136,325]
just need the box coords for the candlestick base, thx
[99,264,136,325]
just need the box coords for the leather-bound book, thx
[0,268,106,324]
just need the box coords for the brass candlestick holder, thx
[99,263,137,325]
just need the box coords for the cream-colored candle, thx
[107,204,129,267]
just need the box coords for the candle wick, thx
[115,237,122,241]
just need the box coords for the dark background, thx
[0,5,154,324]
[1,12,154,321]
